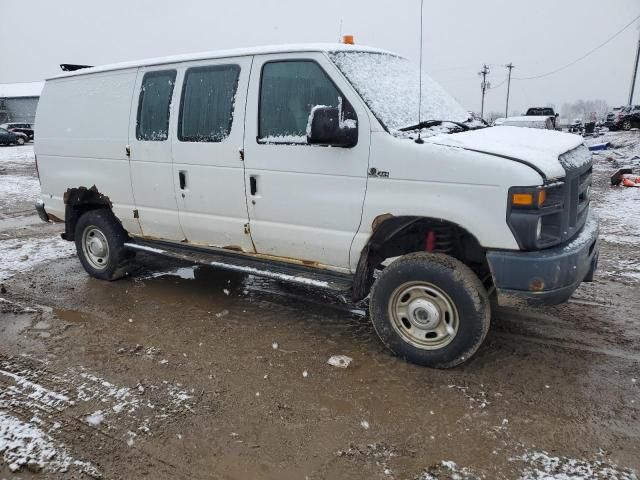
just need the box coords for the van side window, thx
[259,61,354,144]
[136,70,176,141]
[178,65,240,142]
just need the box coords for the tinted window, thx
[136,70,176,141]
[259,61,349,143]
[179,65,240,142]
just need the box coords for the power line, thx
[488,77,508,90]
[513,14,640,81]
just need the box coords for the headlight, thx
[507,183,565,250]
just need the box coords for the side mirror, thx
[307,106,357,147]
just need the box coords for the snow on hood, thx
[426,126,584,179]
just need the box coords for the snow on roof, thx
[0,82,44,98]
[49,43,393,80]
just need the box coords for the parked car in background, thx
[605,106,625,131]
[620,105,640,131]
[0,123,34,140]
[568,118,583,133]
[525,107,558,129]
[0,127,26,145]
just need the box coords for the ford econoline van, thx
[34,43,598,368]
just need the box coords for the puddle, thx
[54,308,85,323]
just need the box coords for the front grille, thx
[558,146,592,242]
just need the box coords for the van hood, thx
[425,126,585,180]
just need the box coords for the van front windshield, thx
[329,51,470,136]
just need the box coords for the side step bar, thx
[124,240,354,293]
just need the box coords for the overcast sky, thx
[1,0,639,115]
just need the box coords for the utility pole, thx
[505,63,515,118]
[629,28,640,105]
[478,64,490,119]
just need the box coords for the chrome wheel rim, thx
[388,281,459,350]
[81,226,110,270]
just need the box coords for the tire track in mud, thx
[0,353,209,479]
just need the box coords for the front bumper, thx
[487,209,599,306]
[35,199,50,222]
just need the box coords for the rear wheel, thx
[370,252,490,368]
[75,209,133,280]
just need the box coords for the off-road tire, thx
[74,209,133,281]
[370,252,491,368]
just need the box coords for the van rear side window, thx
[136,70,176,141]
[178,65,240,142]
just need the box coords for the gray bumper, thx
[487,210,599,306]
[35,199,50,222]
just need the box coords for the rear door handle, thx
[179,170,187,190]
[250,176,257,196]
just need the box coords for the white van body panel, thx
[35,70,141,235]
[349,133,543,271]
[128,64,184,241]
[242,52,371,271]
[169,56,254,251]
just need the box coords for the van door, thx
[170,57,253,251]
[129,66,184,241]
[243,53,370,271]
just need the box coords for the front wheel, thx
[16,137,25,145]
[75,209,133,280]
[623,120,632,131]
[370,252,490,368]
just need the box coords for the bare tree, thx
[561,99,609,121]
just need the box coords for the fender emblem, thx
[368,167,389,178]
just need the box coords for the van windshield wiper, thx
[398,119,470,132]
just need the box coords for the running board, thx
[123,241,354,293]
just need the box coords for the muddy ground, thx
[0,133,639,479]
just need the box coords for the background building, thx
[0,82,44,124]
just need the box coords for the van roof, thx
[48,43,393,80]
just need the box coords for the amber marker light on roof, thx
[342,35,355,45]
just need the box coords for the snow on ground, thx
[0,411,99,475]
[416,452,638,480]
[0,358,196,475]
[0,145,35,171]
[586,132,640,246]
[515,450,638,480]
[0,236,76,281]
[0,175,40,207]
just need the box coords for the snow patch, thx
[515,450,638,480]
[0,236,76,281]
[0,411,98,475]
[0,175,40,205]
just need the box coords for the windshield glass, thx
[329,51,469,134]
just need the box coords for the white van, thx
[34,43,598,368]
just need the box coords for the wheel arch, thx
[352,215,488,302]
[62,185,113,241]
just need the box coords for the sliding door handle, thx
[250,176,257,196]
[179,170,187,190]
